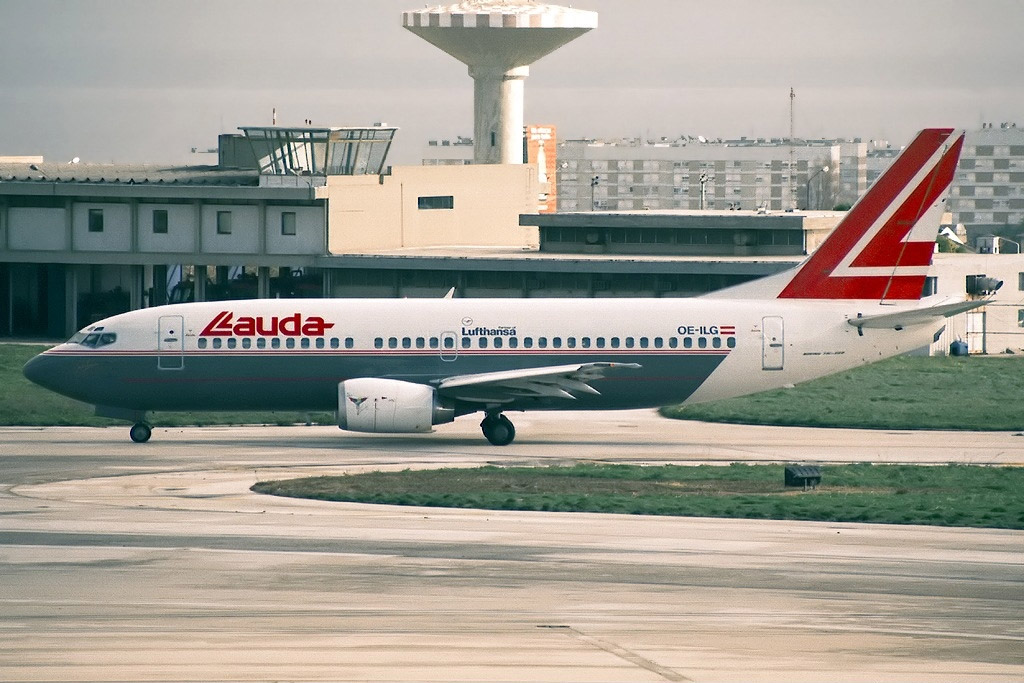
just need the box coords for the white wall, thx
[137,204,197,253]
[73,203,131,252]
[200,205,260,254]
[265,206,323,255]
[8,207,67,250]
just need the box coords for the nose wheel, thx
[129,422,152,443]
[480,413,515,446]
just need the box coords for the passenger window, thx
[374,337,383,349]
[242,338,252,349]
[611,337,620,348]
[654,337,663,348]
[213,338,222,349]
[727,337,736,348]
[698,337,707,349]
[538,337,548,348]
[625,337,635,348]
[345,338,354,349]
[330,337,339,349]
[581,337,591,348]
[388,337,398,349]
[494,337,503,349]
[257,338,266,349]
[429,337,439,349]
[508,337,519,349]
[524,337,534,349]
[683,337,693,348]
[567,337,576,348]
[478,337,488,349]
[640,337,649,348]
[416,337,425,349]
[596,337,606,348]
[271,338,280,349]
[402,337,411,349]
[461,337,471,349]
[552,337,562,348]
[668,337,678,349]
[227,338,237,349]
[286,338,296,349]
[712,337,722,348]
[443,336,455,349]
[198,338,207,349]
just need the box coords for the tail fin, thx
[777,128,964,300]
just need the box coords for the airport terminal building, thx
[2,123,1022,356]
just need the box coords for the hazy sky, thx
[1,0,1022,165]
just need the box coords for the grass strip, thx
[252,463,1024,529]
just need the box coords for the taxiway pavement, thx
[1,411,1022,681]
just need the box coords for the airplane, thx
[23,128,981,446]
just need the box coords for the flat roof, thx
[0,161,258,187]
[317,245,800,275]
[521,209,843,229]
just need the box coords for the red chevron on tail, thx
[779,128,964,300]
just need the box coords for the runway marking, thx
[540,624,692,681]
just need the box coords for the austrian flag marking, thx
[201,311,335,337]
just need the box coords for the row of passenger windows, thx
[197,336,355,350]
[196,335,737,351]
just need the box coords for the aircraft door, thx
[158,315,184,370]
[761,316,784,371]
[439,330,458,362]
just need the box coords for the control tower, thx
[403,2,597,165]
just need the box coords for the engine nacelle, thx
[338,378,455,433]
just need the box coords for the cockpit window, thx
[72,329,117,348]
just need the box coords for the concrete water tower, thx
[403,2,597,165]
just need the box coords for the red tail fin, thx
[778,128,964,300]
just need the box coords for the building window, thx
[216,211,232,235]
[88,208,104,233]
[281,211,296,236]
[1018,310,1024,328]
[418,195,454,210]
[152,209,168,234]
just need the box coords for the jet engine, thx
[337,378,455,433]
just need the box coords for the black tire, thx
[129,423,152,443]
[482,414,515,446]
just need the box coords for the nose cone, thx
[23,352,62,394]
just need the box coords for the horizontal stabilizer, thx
[848,299,987,330]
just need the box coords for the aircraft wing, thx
[848,299,988,330]
[434,362,641,403]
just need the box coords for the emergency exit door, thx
[762,316,784,370]
[158,315,184,370]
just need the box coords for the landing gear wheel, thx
[129,422,152,443]
[481,414,515,446]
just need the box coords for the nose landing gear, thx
[129,422,152,443]
[480,413,515,446]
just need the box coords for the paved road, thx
[1,412,1022,681]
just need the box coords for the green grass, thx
[252,463,1024,529]
[0,343,333,427]
[662,354,1024,431]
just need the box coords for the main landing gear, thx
[480,413,515,446]
[129,422,152,443]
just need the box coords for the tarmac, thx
[1,410,1022,681]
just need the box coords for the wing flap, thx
[435,362,641,404]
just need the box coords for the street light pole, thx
[590,175,599,211]
[805,166,829,210]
